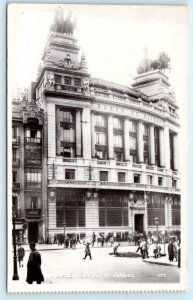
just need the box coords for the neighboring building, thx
[12,9,180,243]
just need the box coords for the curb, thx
[143,259,178,267]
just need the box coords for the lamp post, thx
[12,209,19,280]
[154,217,159,242]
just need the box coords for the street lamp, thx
[154,217,159,242]
[12,209,19,280]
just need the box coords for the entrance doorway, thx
[28,222,38,243]
[134,214,144,233]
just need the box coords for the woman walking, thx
[26,242,44,284]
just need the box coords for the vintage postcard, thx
[7,3,188,292]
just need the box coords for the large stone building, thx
[12,9,180,243]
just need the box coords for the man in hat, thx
[26,242,44,284]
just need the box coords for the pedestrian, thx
[109,236,114,247]
[91,232,96,246]
[173,239,178,262]
[168,240,174,262]
[65,237,69,248]
[113,243,120,255]
[17,243,25,268]
[136,238,142,254]
[77,234,81,244]
[26,242,44,284]
[141,239,148,259]
[83,241,92,260]
[101,234,105,247]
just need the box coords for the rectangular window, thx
[31,197,38,209]
[64,76,71,85]
[65,169,75,180]
[74,78,81,87]
[147,175,153,185]
[114,134,123,147]
[25,145,42,165]
[25,169,42,188]
[172,178,177,188]
[95,115,106,127]
[99,193,128,227]
[95,132,106,145]
[147,195,165,225]
[113,117,122,129]
[12,126,18,138]
[100,171,108,181]
[25,128,41,143]
[118,172,125,182]
[54,75,61,84]
[114,151,123,161]
[158,177,163,186]
[95,149,107,160]
[12,171,17,183]
[56,190,85,227]
[59,110,74,123]
[134,174,140,183]
[129,120,137,133]
[172,197,180,225]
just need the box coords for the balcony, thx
[132,163,142,168]
[116,161,127,166]
[25,209,41,218]
[12,136,20,144]
[48,179,180,194]
[25,137,42,144]
[25,158,42,166]
[97,160,110,165]
[63,158,77,163]
[55,84,82,94]
[12,182,21,189]
[12,158,20,167]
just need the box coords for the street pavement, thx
[9,243,180,291]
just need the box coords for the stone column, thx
[76,110,82,157]
[123,118,130,161]
[159,127,165,167]
[173,133,178,171]
[164,126,170,169]
[47,102,56,159]
[108,115,114,159]
[91,112,95,158]
[56,108,61,155]
[149,125,155,165]
[137,121,144,163]
[82,108,91,160]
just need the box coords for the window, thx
[65,169,75,180]
[158,177,163,186]
[100,171,108,181]
[113,117,122,129]
[172,178,177,188]
[130,137,137,151]
[118,172,125,182]
[143,124,150,165]
[114,135,123,147]
[59,110,74,123]
[25,169,42,188]
[25,145,42,165]
[25,128,41,143]
[114,151,123,161]
[99,193,128,226]
[31,197,38,209]
[12,126,18,138]
[56,190,85,227]
[12,171,17,183]
[61,128,75,143]
[12,148,17,162]
[147,175,153,185]
[154,127,160,167]
[54,75,61,84]
[147,195,165,225]
[61,147,75,158]
[95,115,106,127]
[172,197,180,225]
[134,174,140,183]
[129,120,137,133]
[96,132,106,145]
[64,76,71,85]
[74,78,81,87]
[95,149,107,160]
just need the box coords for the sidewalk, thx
[143,255,178,267]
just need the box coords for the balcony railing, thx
[63,158,77,163]
[97,160,110,165]
[12,182,21,189]
[25,137,42,144]
[25,182,41,189]
[146,165,154,170]
[25,209,41,217]
[12,158,20,167]
[25,159,42,166]
[48,179,181,194]
[132,163,142,168]
[12,136,20,144]
[116,162,127,166]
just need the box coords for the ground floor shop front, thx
[46,188,181,242]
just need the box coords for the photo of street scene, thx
[8,4,188,292]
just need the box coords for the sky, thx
[8,3,188,109]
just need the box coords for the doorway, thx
[134,214,144,233]
[28,222,38,243]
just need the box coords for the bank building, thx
[12,9,181,244]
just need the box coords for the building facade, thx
[12,9,181,243]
